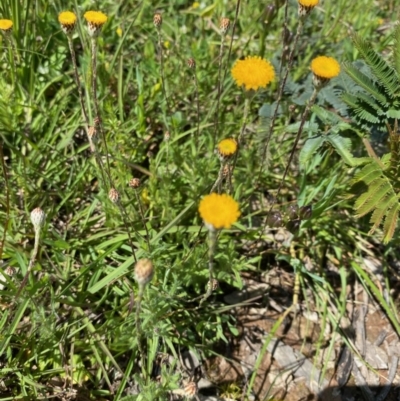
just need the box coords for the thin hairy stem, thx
[227,96,251,182]
[199,228,217,306]
[262,87,319,234]
[16,227,41,297]
[67,35,92,149]
[0,144,10,260]
[134,189,151,252]
[192,68,200,144]
[135,284,147,378]
[66,33,108,190]
[90,37,113,185]
[258,15,305,179]
[3,35,17,88]
[117,203,138,264]
[210,162,226,194]
[213,36,226,145]
[222,0,241,84]
[157,29,171,118]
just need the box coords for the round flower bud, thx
[30,208,46,231]
[267,211,283,228]
[129,178,141,188]
[187,58,196,69]
[287,204,299,219]
[88,126,97,140]
[264,5,276,23]
[5,266,16,276]
[286,219,301,235]
[134,258,154,286]
[299,205,312,220]
[207,278,219,291]
[219,17,230,35]
[108,188,120,203]
[153,13,162,28]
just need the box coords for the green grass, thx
[1,0,400,400]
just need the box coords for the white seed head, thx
[134,258,154,286]
[30,207,46,230]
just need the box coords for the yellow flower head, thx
[217,138,238,158]
[311,56,340,88]
[116,27,123,37]
[84,11,107,36]
[0,19,13,32]
[298,0,319,16]
[311,56,340,79]
[231,56,275,91]
[58,11,77,34]
[199,193,240,230]
[298,0,319,6]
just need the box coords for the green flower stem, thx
[16,226,41,297]
[157,29,171,122]
[200,227,217,306]
[192,68,200,145]
[258,16,305,176]
[264,87,319,228]
[66,35,93,150]
[237,95,251,145]
[0,143,10,261]
[135,283,147,378]
[134,189,151,252]
[213,34,226,145]
[90,37,112,185]
[210,161,226,194]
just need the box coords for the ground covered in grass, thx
[1,0,400,400]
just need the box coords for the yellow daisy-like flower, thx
[199,193,240,230]
[217,138,238,158]
[311,56,340,88]
[298,0,319,6]
[84,11,107,37]
[0,19,13,33]
[231,56,275,91]
[298,0,319,16]
[58,11,77,34]
[311,56,340,79]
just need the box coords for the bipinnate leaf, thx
[352,156,400,243]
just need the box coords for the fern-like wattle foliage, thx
[345,26,400,243]
[351,150,400,243]
[342,28,400,134]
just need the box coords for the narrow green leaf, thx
[299,136,326,167]
[326,134,355,166]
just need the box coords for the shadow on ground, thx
[318,385,400,401]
